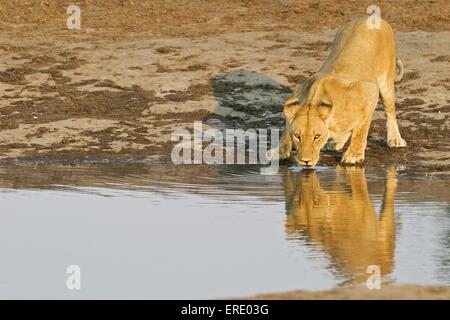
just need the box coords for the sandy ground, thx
[0,0,449,174]
[245,285,450,300]
[0,1,449,299]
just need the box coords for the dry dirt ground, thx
[244,284,450,300]
[0,1,449,175]
[0,1,449,299]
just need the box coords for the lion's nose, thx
[301,158,313,166]
[301,157,312,164]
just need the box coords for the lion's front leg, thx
[266,126,292,161]
[341,118,371,165]
[334,132,351,151]
[278,126,292,159]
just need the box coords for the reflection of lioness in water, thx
[283,167,398,284]
[276,18,406,166]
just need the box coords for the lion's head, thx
[283,97,332,167]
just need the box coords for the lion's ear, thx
[317,100,333,120]
[283,97,302,121]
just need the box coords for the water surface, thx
[0,163,448,299]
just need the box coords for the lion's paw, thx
[279,150,291,160]
[387,137,407,148]
[341,152,365,165]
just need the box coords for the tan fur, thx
[283,166,398,284]
[278,18,406,166]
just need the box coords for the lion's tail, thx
[395,58,404,82]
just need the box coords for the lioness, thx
[277,18,406,166]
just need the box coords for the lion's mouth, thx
[294,158,318,168]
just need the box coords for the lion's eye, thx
[294,133,301,140]
[314,134,321,140]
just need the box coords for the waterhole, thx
[0,163,448,298]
